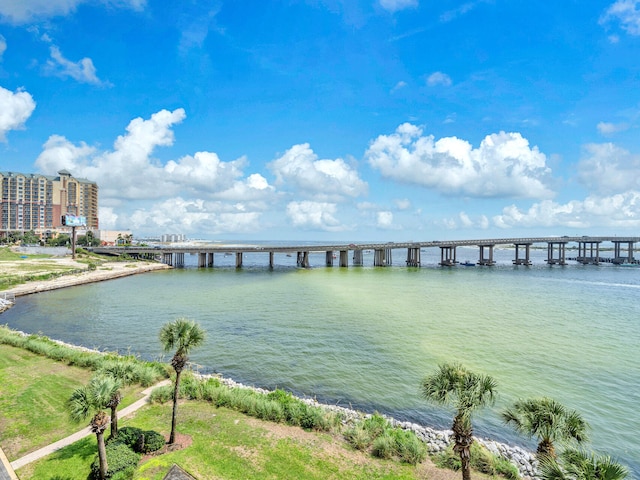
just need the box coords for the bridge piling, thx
[546,242,567,265]
[339,250,349,267]
[325,251,334,267]
[352,249,363,266]
[513,243,532,266]
[439,246,457,266]
[577,241,601,265]
[478,245,496,266]
[612,241,635,264]
[406,247,420,267]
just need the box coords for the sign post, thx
[62,215,87,260]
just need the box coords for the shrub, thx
[362,413,389,439]
[91,441,140,479]
[372,432,395,459]
[392,429,427,465]
[139,430,165,453]
[434,443,520,478]
[110,426,165,454]
[110,426,143,448]
[344,425,372,451]
[149,385,173,404]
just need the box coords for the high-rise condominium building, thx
[0,169,98,238]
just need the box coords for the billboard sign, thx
[63,215,87,227]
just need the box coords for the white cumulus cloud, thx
[601,0,640,35]
[366,123,554,199]
[44,46,107,85]
[597,121,629,135]
[268,143,367,201]
[0,0,145,24]
[286,201,345,231]
[494,192,640,229]
[379,0,418,13]
[426,71,452,87]
[0,86,36,141]
[34,108,276,235]
[376,211,395,229]
[577,143,640,194]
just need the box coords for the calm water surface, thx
[3,247,639,475]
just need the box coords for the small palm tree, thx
[106,382,123,438]
[502,397,588,459]
[159,317,206,444]
[539,448,629,480]
[68,375,121,480]
[420,362,497,480]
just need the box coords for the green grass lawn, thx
[0,344,149,461]
[19,402,431,480]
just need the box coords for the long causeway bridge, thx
[90,236,640,268]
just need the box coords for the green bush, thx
[91,441,140,479]
[372,432,395,459]
[140,430,165,453]
[434,443,520,478]
[110,426,165,454]
[391,429,427,465]
[344,424,372,451]
[110,426,143,448]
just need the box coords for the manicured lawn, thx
[0,344,147,461]
[20,401,433,480]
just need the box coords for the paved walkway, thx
[2,379,170,475]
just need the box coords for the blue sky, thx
[1,0,639,241]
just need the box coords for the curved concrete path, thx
[4,379,170,473]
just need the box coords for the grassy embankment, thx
[0,327,518,479]
[0,246,152,292]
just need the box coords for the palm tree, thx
[106,382,123,438]
[420,362,497,480]
[159,317,206,444]
[502,397,589,459]
[539,448,629,480]
[68,375,121,480]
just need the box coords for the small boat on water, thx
[460,261,476,267]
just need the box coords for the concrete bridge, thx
[89,236,640,268]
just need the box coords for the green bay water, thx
[3,247,640,475]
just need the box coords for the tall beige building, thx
[0,169,98,238]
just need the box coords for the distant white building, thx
[161,233,186,243]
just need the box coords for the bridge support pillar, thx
[236,252,243,268]
[269,251,275,269]
[174,253,185,268]
[406,247,420,267]
[207,253,214,267]
[513,243,532,266]
[546,242,567,265]
[478,245,495,266]
[297,251,310,268]
[162,253,173,266]
[439,246,457,266]
[612,241,635,264]
[577,241,601,264]
[374,248,392,266]
[198,253,207,268]
[325,251,334,267]
[339,250,349,267]
[352,249,363,266]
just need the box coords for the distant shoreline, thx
[2,260,170,300]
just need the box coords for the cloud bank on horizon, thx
[1,0,639,240]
